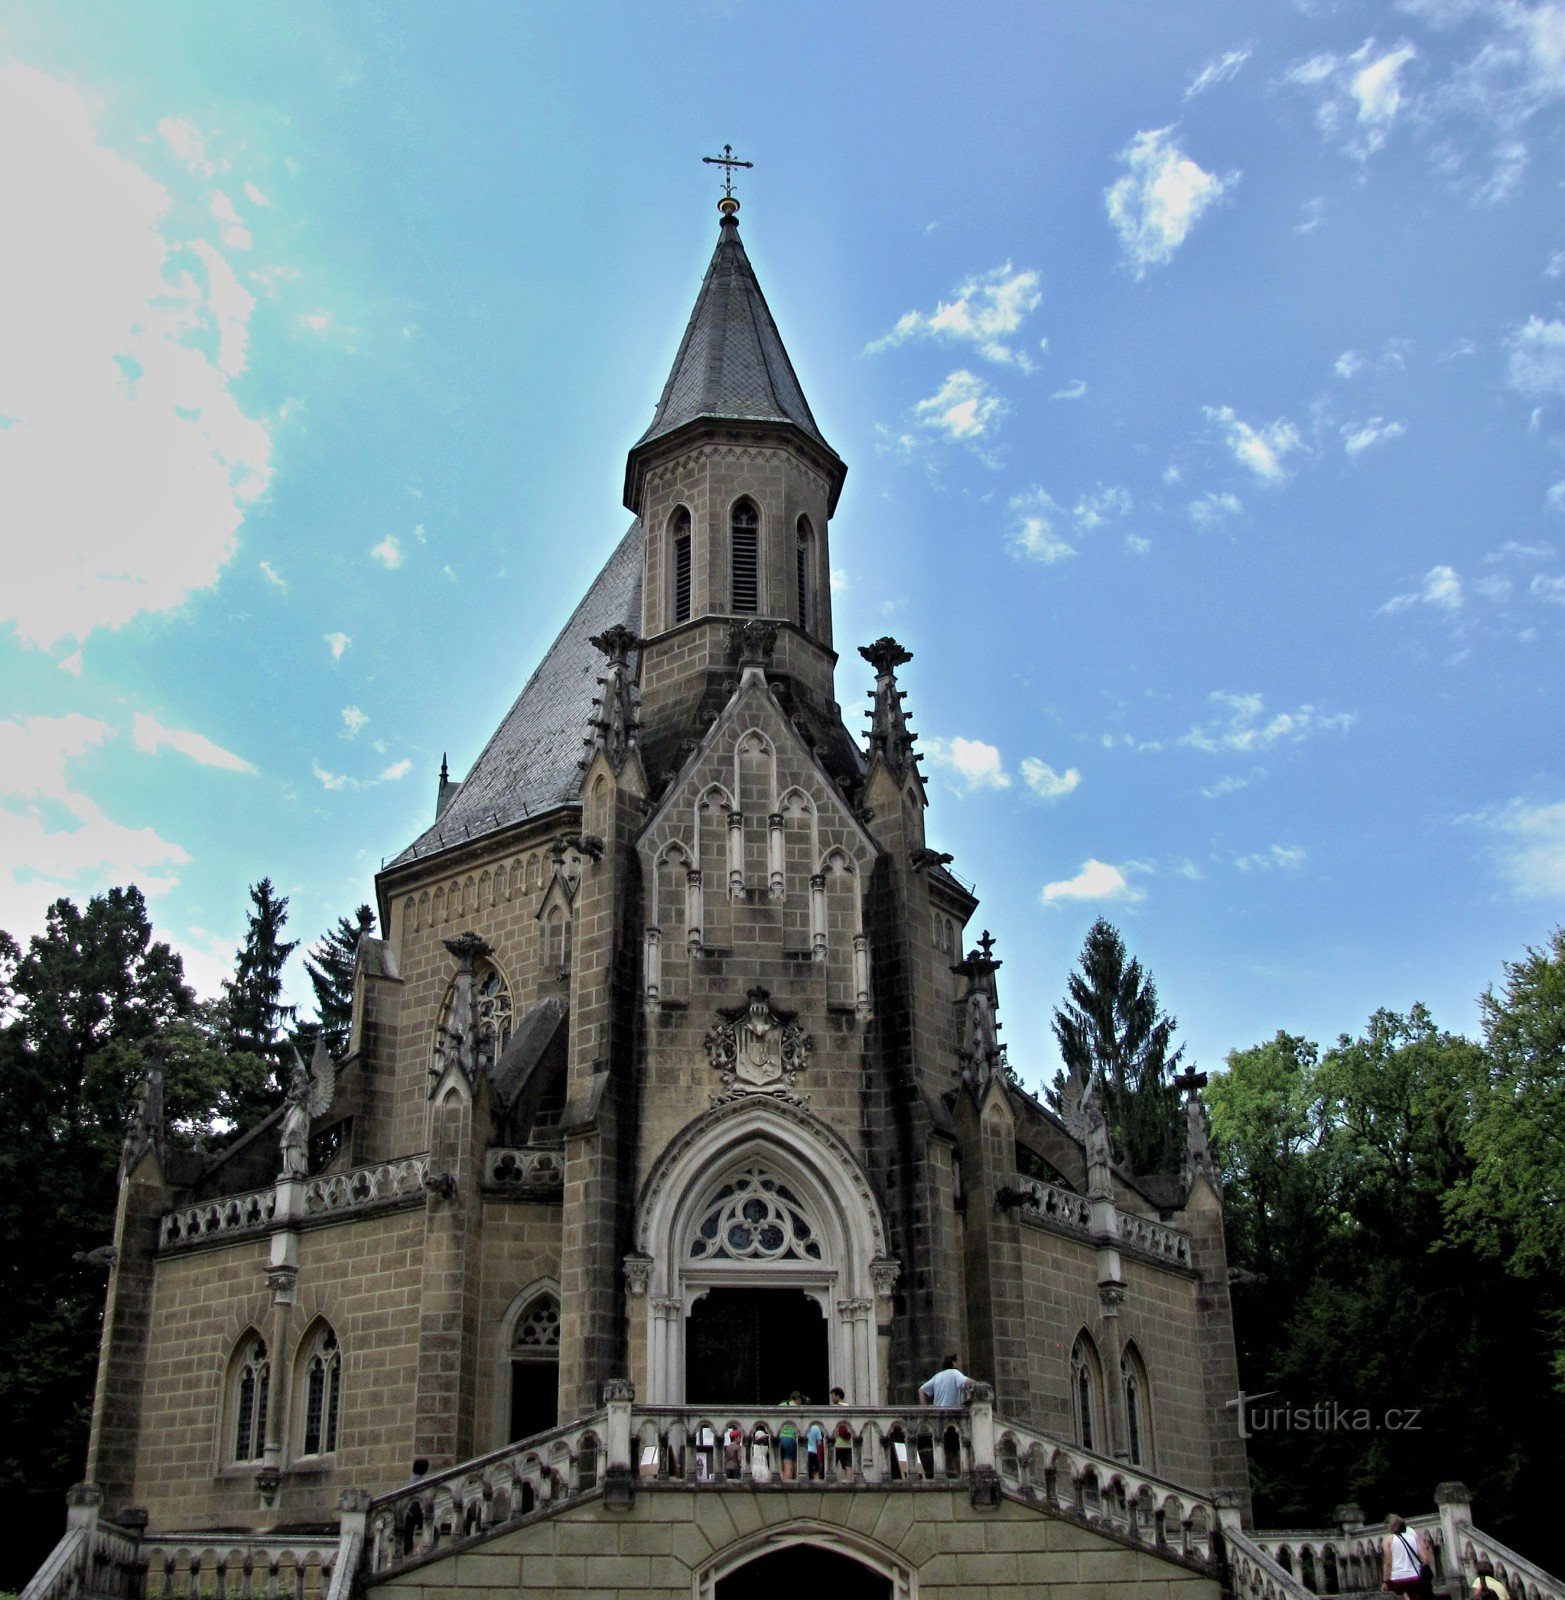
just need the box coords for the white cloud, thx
[913,370,1007,441]
[1190,490,1244,529]
[380,758,412,782]
[209,190,251,251]
[1042,858,1146,906]
[1020,757,1081,799]
[1105,127,1236,277]
[258,559,287,591]
[310,755,412,793]
[1335,350,1366,380]
[923,736,1010,792]
[1186,47,1253,100]
[1050,379,1088,401]
[1343,417,1408,455]
[1125,534,1152,555]
[371,534,405,569]
[1009,490,1075,564]
[130,712,254,773]
[1532,572,1565,603]
[0,64,273,650]
[341,705,369,739]
[830,568,848,592]
[1475,138,1529,202]
[242,181,270,207]
[1381,564,1464,613]
[1296,197,1328,234]
[324,631,352,660]
[1507,316,1565,399]
[867,263,1043,368]
[157,115,213,176]
[1180,690,1355,753]
[1204,405,1304,483]
[1073,485,1133,528]
[1201,771,1257,799]
[299,309,332,335]
[1234,844,1308,872]
[1477,797,1565,899]
[1287,39,1419,156]
[0,713,190,937]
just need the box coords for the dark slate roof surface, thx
[388,523,643,868]
[491,996,568,1109]
[634,216,832,455]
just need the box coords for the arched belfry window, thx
[671,506,692,625]
[1070,1333,1102,1454]
[795,516,812,630]
[688,1166,824,1263]
[731,500,759,614]
[229,1331,270,1463]
[298,1322,342,1457]
[1121,1343,1152,1468]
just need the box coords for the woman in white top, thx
[1383,1514,1431,1596]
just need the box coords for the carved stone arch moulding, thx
[695,1519,916,1600]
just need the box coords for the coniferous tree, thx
[303,904,375,1055]
[1051,917,1184,1174]
[219,878,298,1111]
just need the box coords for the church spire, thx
[624,203,844,513]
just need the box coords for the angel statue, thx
[1080,1070,1113,1174]
[279,1039,336,1177]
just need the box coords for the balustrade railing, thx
[303,1155,428,1216]
[1226,1526,1319,1600]
[990,1416,1220,1565]
[1011,1177,1093,1233]
[1117,1209,1193,1267]
[158,1188,275,1248]
[1461,1525,1565,1600]
[482,1147,565,1191]
[140,1537,337,1600]
[21,1518,143,1600]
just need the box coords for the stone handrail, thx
[1010,1176,1092,1233]
[1462,1525,1565,1600]
[633,1402,975,1486]
[482,1147,565,1191]
[989,1414,1221,1566]
[303,1155,428,1216]
[1117,1209,1193,1267]
[20,1525,89,1600]
[140,1535,338,1600]
[158,1187,275,1248]
[363,1409,611,1577]
[1226,1526,1319,1600]
[22,1501,143,1600]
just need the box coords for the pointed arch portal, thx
[714,1546,891,1599]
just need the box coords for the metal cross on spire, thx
[702,143,754,211]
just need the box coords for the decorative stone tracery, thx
[688,1166,823,1263]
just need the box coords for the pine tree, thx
[220,879,298,1100]
[304,904,376,1055]
[1051,917,1184,1174]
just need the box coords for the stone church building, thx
[44,195,1266,1599]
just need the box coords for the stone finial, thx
[1334,1503,1366,1529]
[585,627,642,773]
[436,754,457,820]
[435,933,491,1088]
[1178,1064,1219,1193]
[859,637,919,783]
[120,1047,167,1178]
[602,1378,636,1403]
[1434,1481,1473,1507]
[953,933,1007,1092]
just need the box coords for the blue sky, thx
[1,1,1562,1089]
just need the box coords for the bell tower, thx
[624,193,848,761]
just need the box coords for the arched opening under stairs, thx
[714,1545,891,1600]
[685,1286,828,1405]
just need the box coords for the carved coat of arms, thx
[704,987,812,1105]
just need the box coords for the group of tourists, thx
[1382,1515,1512,1600]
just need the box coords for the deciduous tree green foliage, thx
[0,889,259,1588]
[1210,1005,1564,1541]
[1052,918,1184,1174]
[303,904,376,1055]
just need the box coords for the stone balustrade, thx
[1116,1210,1193,1267]
[158,1187,276,1248]
[20,1507,141,1600]
[140,1536,338,1600]
[303,1155,428,1216]
[990,1415,1221,1566]
[1461,1524,1565,1600]
[1011,1176,1093,1233]
[1225,1526,1319,1600]
[482,1146,565,1192]
[364,1410,611,1577]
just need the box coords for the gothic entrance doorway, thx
[714,1545,892,1599]
[685,1287,828,1404]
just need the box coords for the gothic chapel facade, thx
[69,196,1251,1598]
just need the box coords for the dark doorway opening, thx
[508,1358,558,1442]
[685,1287,828,1405]
[715,1545,891,1599]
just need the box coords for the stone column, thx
[726,811,745,899]
[1435,1482,1473,1587]
[603,1379,636,1510]
[767,813,786,900]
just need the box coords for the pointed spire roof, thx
[625,211,844,510]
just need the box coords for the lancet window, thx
[434,958,514,1078]
[507,1289,561,1443]
[731,500,759,613]
[688,1166,823,1263]
[1121,1343,1151,1468]
[795,516,812,629]
[298,1322,342,1457]
[230,1332,270,1463]
[1070,1333,1101,1455]
[671,507,692,625]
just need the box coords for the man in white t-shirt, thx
[918,1354,972,1407]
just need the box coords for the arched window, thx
[543,904,572,970]
[1121,1342,1152,1468]
[670,507,692,625]
[730,500,759,613]
[297,1322,342,1457]
[433,957,514,1079]
[1070,1334,1102,1454]
[795,516,812,629]
[688,1166,824,1263]
[229,1331,270,1463]
[507,1291,561,1443]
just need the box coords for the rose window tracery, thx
[688,1166,823,1263]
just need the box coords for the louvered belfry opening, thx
[795,516,811,630]
[672,507,692,624]
[731,500,759,613]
